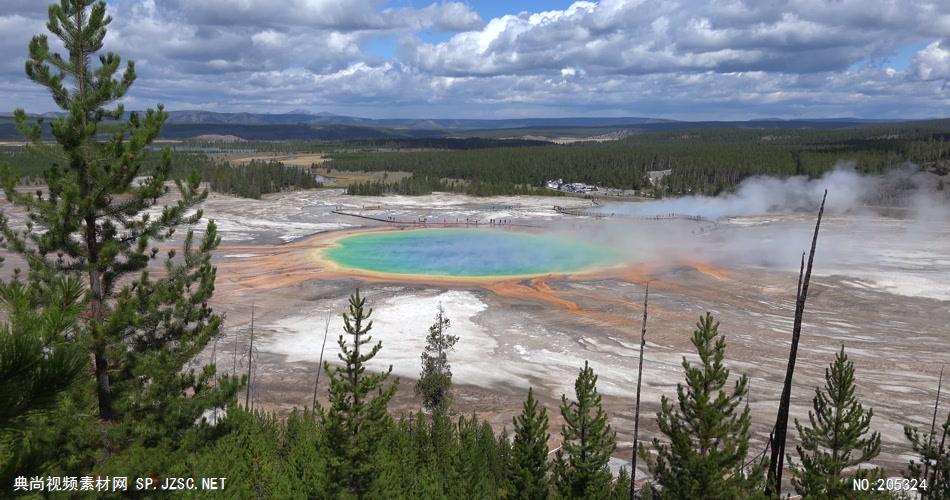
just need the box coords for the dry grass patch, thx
[227,153,329,167]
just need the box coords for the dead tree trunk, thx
[312,315,331,412]
[211,333,219,420]
[232,324,238,375]
[245,304,255,409]
[923,366,945,489]
[630,284,650,500]
[766,190,827,495]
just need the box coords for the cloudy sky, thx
[1,0,948,119]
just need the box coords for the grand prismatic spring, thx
[324,228,622,277]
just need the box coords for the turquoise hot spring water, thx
[324,228,622,278]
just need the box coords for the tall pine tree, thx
[552,361,617,499]
[416,304,457,414]
[0,0,240,475]
[510,387,551,499]
[790,347,883,497]
[318,290,398,499]
[639,313,764,499]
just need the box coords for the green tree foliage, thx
[281,409,330,498]
[2,147,323,200]
[346,179,388,196]
[185,291,584,499]
[905,412,950,499]
[318,290,399,498]
[369,412,512,498]
[0,275,85,430]
[552,361,617,499]
[328,121,950,197]
[455,414,509,497]
[346,175,464,197]
[189,291,514,498]
[0,275,87,483]
[639,313,764,499]
[790,347,884,497]
[611,467,631,500]
[416,304,458,415]
[199,159,323,199]
[0,0,240,479]
[187,408,299,498]
[510,387,552,500]
[188,385,618,500]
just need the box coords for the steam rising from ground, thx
[599,164,944,219]
[580,166,950,300]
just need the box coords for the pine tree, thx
[416,304,458,414]
[552,361,617,499]
[510,387,551,499]
[456,415,504,497]
[280,408,329,498]
[0,274,87,484]
[371,415,420,498]
[790,346,883,497]
[426,411,462,495]
[187,408,296,498]
[0,274,85,429]
[611,467,631,500]
[639,313,764,499]
[905,412,950,499]
[497,428,514,496]
[318,290,399,499]
[0,0,239,476]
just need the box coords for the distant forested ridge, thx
[329,120,950,197]
[343,137,551,150]
[158,123,445,141]
[3,119,948,199]
[2,112,898,140]
[345,175,554,197]
[0,147,321,199]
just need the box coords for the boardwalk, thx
[552,206,719,235]
[331,210,541,228]
[554,206,709,222]
[333,207,715,235]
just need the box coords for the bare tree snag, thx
[766,189,827,495]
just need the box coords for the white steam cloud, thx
[597,164,941,220]
[574,166,950,300]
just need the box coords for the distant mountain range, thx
[158,110,680,130]
[0,110,922,141]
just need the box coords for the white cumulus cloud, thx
[914,39,950,81]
